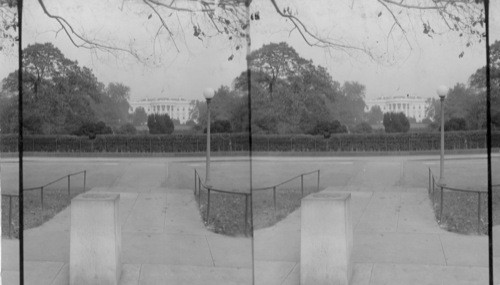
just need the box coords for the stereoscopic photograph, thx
[0,0,499,284]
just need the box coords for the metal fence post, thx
[8,195,13,238]
[432,176,435,195]
[41,187,44,211]
[301,174,304,197]
[68,175,71,199]
[206,188,211,221]
[83,170,87,191]
[440,186,444,221]
[477,192,482,234]
[317,170,320,191]
[244,194,249,236]
[273,187,277,214]
[428,168,431,194]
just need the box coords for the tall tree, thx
[2,43,103,134]
[131,107,148,126]
[383,112,410,133]
[469,40,500,129]
[366,106,384,125]
[147,113,174,134]
[92,82,131,128]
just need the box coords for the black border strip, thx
[485,0,493,284]
[17,0,24,284]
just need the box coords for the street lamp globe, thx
[203,88,215,100]
[437,85,448,99]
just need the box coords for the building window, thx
[162,105,165,111]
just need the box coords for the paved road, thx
[3,154,496,193]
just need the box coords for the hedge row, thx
[0,131,498,153]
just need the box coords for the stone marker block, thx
[301,193,352,285]
[70,193,121,285]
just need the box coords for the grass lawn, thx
[1,185,87,238]
[196,174,321,236]
[431,187,488,235]
[427,158,499,235]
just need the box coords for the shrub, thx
[73,121,112,138]
[352,122,373,133]
[309,120,347,138]
[445,117,467,131]
[1,131,499,153]
[204,120,232,133]
[116,123,137,135]
[383,112,410,133]
[147,114,174,134]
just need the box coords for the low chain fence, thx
[1,170,87,238]
[428,168,498,235]
[193,169,320,236]
[1,131,498,153]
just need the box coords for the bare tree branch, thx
[37,0,143,61]
[377,0,412,50]
[268,0,376,60]
[143,0,180,52]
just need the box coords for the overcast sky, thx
[1,0,499,102]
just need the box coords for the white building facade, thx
[365,95,428,122]
[129,97,192,124]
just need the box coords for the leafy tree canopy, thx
[147,113,174,134]
[1,42,133,134]
[383,112,410,133]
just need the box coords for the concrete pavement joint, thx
[355,191,375,231]
[204,235,216,267]
[49,262,65,285]
[438,234,449,266]
[280,262,298,285]
[124,193,140,228]
[395,193,402,232]
[367,263,375,285]
[163,193,168,232]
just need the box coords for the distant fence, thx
[1,131,498,153]
[1,170,87,238]
[194,169,320,236]
[428,168,499,235]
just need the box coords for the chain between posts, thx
[428,168,488,235]
[194,168,321,237]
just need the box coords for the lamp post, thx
[437,85,448,185]
[203,88,215,187]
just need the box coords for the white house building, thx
[365,95,428,122]
[129,97,192,124]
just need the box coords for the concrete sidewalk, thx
[254,187,489,285]
[2,186,253,285]
[3,186,490,285]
